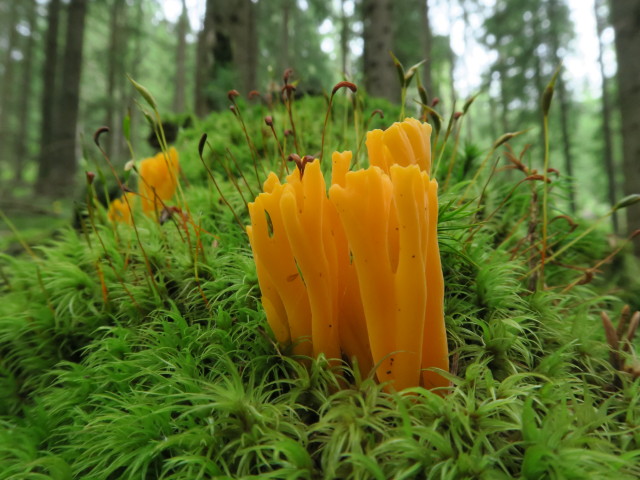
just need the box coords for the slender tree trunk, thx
[595,0,619,233]
[548,0,576,213]
[418,0,433,97]
[554,75,576,212]
[488,94,499,141]
[460,0,473,143]
[41,0,87,198]
[362,0,397,102]
[448,48,457,111]
[195,0,215,117]
[106,0,125,160]
[280,0,292,75]
[340,0,349,77]
[126,2,145,149]
[212,0,257,97]
[173,0,188,113]
[14,0,37,184]
[497,64,509,132]
[235,0,258,94]
[610,0,640,253]
[446,2,457,110]
[0,1,19,177]
[0,0,18,121]
[35,0,61,195]
[531,13,547,154]
[246,0,258,92]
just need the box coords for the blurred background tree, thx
[0,0,637,248]
[610,0,640,254]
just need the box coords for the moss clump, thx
[1,93,639,479]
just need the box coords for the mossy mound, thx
[1,95,639,479]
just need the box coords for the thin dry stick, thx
[539,66,562,289]
[93,127,160,295]
[265,116,288,176]
[320,81,358,164]
[198,134,245,230]
[226,148,257,199]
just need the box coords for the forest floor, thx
[1,90,639,479]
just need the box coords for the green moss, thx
[1,94,639,479]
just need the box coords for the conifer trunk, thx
[0,1,19,177]
[595,0,619,233]
[14,0,37,184]
[362,0,397,102]
[419,0,433,97]
[195,0,215,117]
[610,0,640,253]
[279,0,291,75]
[340,0,349,76]
[173,0,188,113]
[35,0,61,195]
[37,0,87,198]
[548,0,576,213]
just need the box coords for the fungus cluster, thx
[108,147,180,223]
[247,118,449,391]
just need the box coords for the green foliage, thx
[1,89,640,479]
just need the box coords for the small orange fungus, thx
[107,192,136,224]
[247,118,448,391]
[138,147,180,213]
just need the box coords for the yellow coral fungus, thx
[247,118,447,391]
[138,147,180,213]
[107,192,136,224]
[366,117,432,173]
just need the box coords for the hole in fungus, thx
[294,259,305,285]
[265,210,275,238]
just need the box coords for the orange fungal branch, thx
[247,118,448,391]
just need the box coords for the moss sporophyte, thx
[247,118,449,391]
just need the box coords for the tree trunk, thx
[548,0,576,213]
[195,0,215,117]
[248,1,258,91]
[0,1,19,177]
[14,0,37,184]
[610,0,640,252]
[362,0,397,102]
[340,0,349,77]
[173,0,188,113]
[497,63,509,132]
[279,0,292,76]
[488,94,499,141]
[530,10,547,156]
[554,75,576,213]
[106,0,125,160]
[35,0,61,195]
[595,0,619,233]
[446,2,457,111]
[460,0,473,143]
[38,0,87,198]
[446,45,457,113]
[419,0,433,97]
[240,0,258,94]
[126,2,145,150]
[213,0,258,96]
